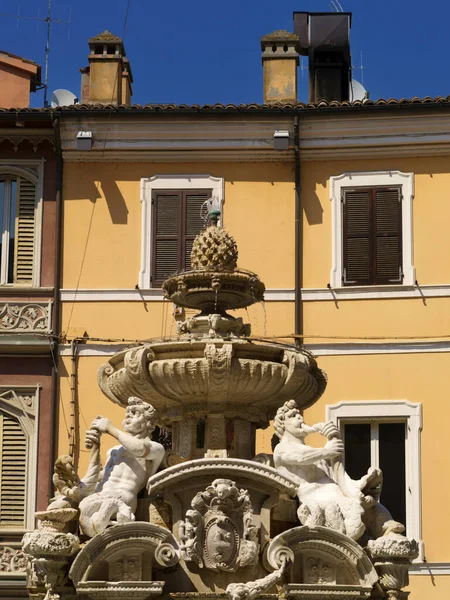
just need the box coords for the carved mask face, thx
[283,409,306,438]
[123,404,147,435]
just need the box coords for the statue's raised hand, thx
[324,437,344,459]
[90,416,111,433]
[321,422,341,440]
[85,428,100,450]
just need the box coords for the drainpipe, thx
[294,115,302,346]
[49,114,63,499]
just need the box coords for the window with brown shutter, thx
[0,411,27,528]
[0,175,36,285]
[151,189,210,286]
[342,186,402,286]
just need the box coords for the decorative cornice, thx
[0,133,55,153]
[59,340,450,357]
[60,283,450,302]
[410,563,450,575]
[58,112,450,161]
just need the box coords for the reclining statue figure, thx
[273,399,404,542]
[53,397,165,537]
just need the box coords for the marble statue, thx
[54,397,165,538]
[273,399,403,541]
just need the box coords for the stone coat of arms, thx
[179,478,259,572]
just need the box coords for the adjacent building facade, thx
[0,59,58,598]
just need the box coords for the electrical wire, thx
[65,0,133,333]
[22,331,450,344]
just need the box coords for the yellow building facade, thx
[55,101,450,598]
[47,16,450,596]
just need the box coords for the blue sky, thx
[0,0,449,107]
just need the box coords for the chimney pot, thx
[82,30,133,105]
[261,30,300,104]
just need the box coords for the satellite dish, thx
[51,89,78,108]
[349,79,369,102]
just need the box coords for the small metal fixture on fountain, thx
[162,207,264,339]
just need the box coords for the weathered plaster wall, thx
[59,154,450,600]
[302,156,450,287]
[61,161,295,291]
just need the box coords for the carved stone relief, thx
[179,478,259,571]
[0,545,28,573]
[265,525,379,600]
[69,522,180,600]
[0,302,51,332]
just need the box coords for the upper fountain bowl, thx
[162,226,265,312]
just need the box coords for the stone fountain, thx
[98,214,326,461]
[22,214,417,600]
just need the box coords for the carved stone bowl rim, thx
[162,269,265,311]
[146,457,298,497]
[98,338,326,423]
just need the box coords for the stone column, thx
[234,419,253,459]
[205,414,227,458]
[173,417,196,459]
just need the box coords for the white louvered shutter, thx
[0,412,27,527]
[14,177,36,284]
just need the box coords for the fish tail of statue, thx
[79,494,135,537]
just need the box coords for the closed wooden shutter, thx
[151,189,210,286]
[343,189,371,285]
[0,413,27,528]
[184,191,210,272]
[343,186,402,286]
[152,191,181,285]
[14,177,36,284]
[374,188,402,284]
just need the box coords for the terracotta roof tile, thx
[2,96,450,114]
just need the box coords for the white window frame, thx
[0,160,44,287]
[0,386,39,531]
[329,171,415,289]
[326,400,423,560]
[139,174,224,289]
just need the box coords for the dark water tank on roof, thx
[293,12,352,103]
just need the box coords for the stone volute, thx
[98,213,326,460]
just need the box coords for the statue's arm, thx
[110,423,151,457]
[276,439,343,466]
[66,429,102,502]
[91,416,165,467]
[79,445,102,489]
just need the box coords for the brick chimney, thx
[0,51,41,108]
[80,30,133,105]
[260,30,300,104]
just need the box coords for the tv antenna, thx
[0,1,72,107]
[330,0,344,11]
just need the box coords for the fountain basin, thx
[162,269,265,312]
[98,339,326,427]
